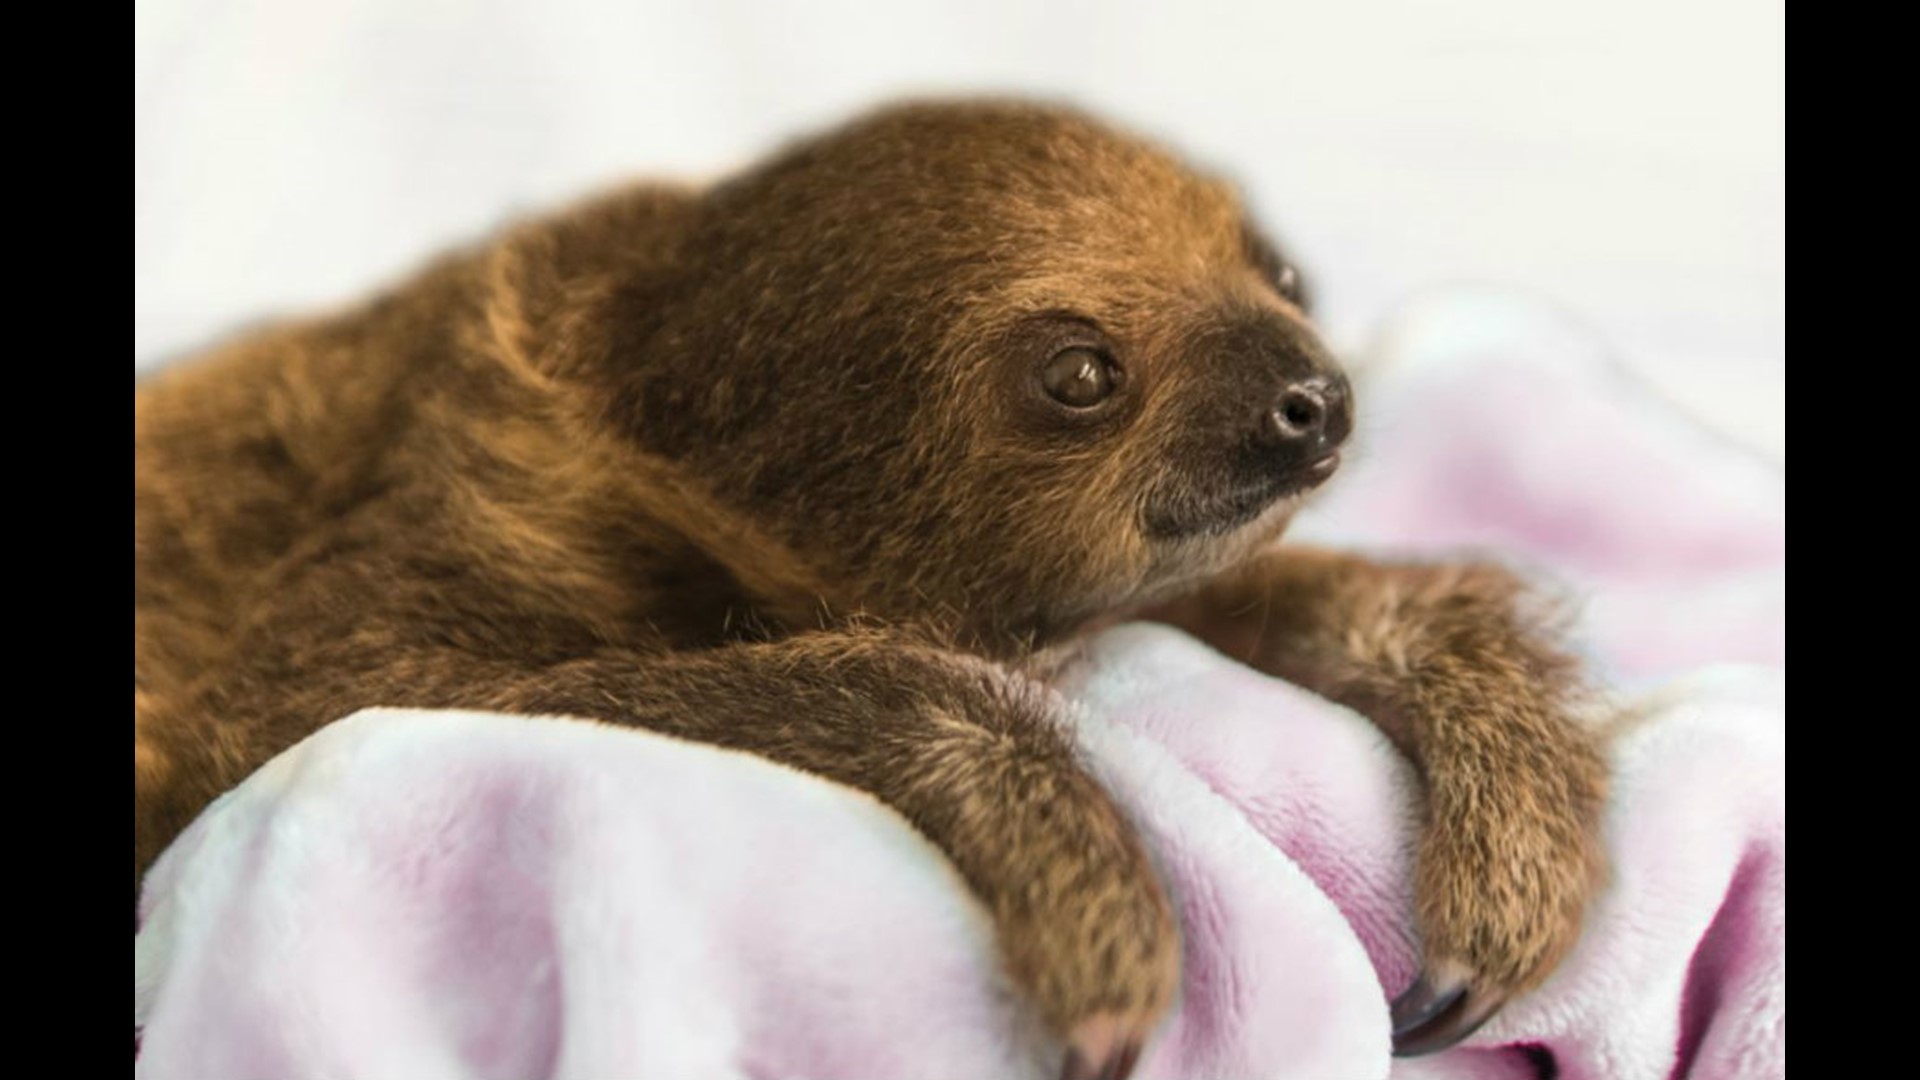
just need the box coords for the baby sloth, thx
[135,101,1608,1076]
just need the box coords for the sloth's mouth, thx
[1142,452,1340,540]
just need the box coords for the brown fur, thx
[135,100,1607,1070]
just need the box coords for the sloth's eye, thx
[1041,347,1118,408]
[1276,265,1300,300]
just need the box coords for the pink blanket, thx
[134,295,1785,1079]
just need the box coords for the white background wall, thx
[135,0,1784,459]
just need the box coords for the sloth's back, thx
[134,276,455,694]
[136,184,715,692]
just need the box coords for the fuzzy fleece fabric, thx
[134,294,1785,1079]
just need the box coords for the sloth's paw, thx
[1391,749,1609,1056]
[993,838,1180,1080]
[1062,1010,1152,1080]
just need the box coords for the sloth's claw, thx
[1062,1012,1148,1080]
[1389,968,1504,1057]
[1389,970,1467,1038]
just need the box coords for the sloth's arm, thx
[137,602,1174,1075]
[1139,545,1608,1053]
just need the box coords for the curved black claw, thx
[1390,972,1504,1057]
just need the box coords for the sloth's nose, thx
[1253,374,1352,458]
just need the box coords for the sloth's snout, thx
[1143,368,1354,540]
[1251,374,1352,466]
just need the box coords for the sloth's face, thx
[896,124,1355,636]
[929,211,1355,635]
[976,241,1352,545]
[627,102,1356,645]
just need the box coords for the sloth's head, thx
[552,101,1352,646]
